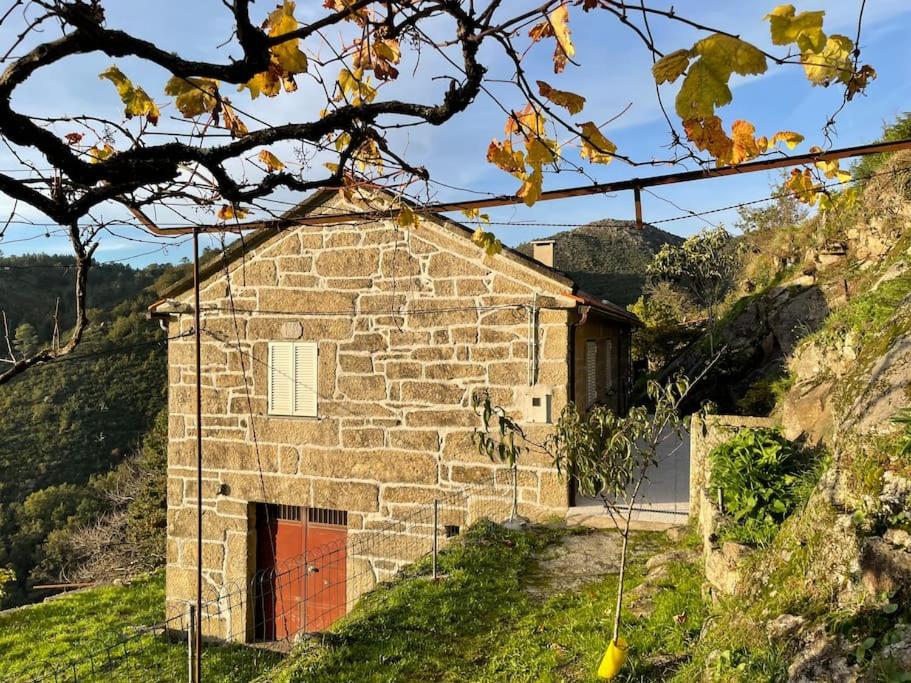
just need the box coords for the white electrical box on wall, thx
[523,385,553,424]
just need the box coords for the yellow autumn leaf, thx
[487,139,526,176]
[518,165,543,207]
[682,116,733,163]
[396,204,418,228]
[526,138,558,166]
[579,122,617,164]
[217,204,250,221]
[769,130,804,150]
[652,49,691,85]
[766,4,827,53]
[88,143,116,164]
[537,80,585,115]
[239,69,285,100]
[99,66,160,124]
[802,34,854,85]
[549,4,574,73]
[674,60,733,119]
[505,104,546,138]
[693,34,767,79]
[730,119,764,164]
[461,208,490,224]
[335,68,377,106]
[266,1,309,75]
[165,76,220,117]
[354,139,383,173]
[222,101,248,137]
[785,167,820,205]
[471,228,503,256]
[528,5,575,73]
[258,150,285,172]
[673,34,766,119]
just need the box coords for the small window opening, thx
[445,525,461,538]
[308,507,348,526]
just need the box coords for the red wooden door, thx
[303,522,347,631]
[255,504,348,641]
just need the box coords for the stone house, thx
[150,189,639,641]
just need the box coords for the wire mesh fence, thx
[18,471,520,683]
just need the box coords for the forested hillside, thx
[0,256,183,607]
[516,221,683,306]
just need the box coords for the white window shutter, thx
[586,340,598,408]
[293,342,318,417]
[268,342,294,415]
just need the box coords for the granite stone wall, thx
[163,195,582,639]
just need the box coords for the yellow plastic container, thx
[597,637,628,680]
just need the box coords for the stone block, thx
[405,409,478,428]
[315,248,378,277]
[359,293,408,314]
[338,374,387,401]
[325,231,363,248]
[444,329,479,350]
[311,480,379,512]
[298,449,437,484]
[381,250,421,278]
[254,417,340,447]
[538,471,569,508]
[327,277,373,290]
[411,347,454,361]
[427,252,487,278]
[400,381,465,405]
[258,288,356,315]
[479,328,520,344]
[389,429,440,452]
[341,427,385,449]
[380,485,443,505]
[340,333,387,353]
[276,256,312,273]
[339,354,373,373]
[235,260,276,287]
[457,279,489,296]
[384,361,422,379]
[279,446,300,474]
[450,464,496,485]
[487,361,527,385]
[424,363,485,380]
[278,273,321,288]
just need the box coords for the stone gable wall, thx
[164,197,584,638]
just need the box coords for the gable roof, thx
[155,188,639,327]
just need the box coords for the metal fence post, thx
[432,499,439,580]
[187,603,196,683]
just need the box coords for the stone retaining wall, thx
[690,413,776,594]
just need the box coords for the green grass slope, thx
[267,521,706,683]
[516,221,683,306]
[0,571,278,682]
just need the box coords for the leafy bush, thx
[709,428,805,546]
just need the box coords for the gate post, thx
[432,499,439,580]
[187,603,196,683]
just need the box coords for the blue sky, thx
[0,1,909,265]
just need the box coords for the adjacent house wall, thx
[572,315,626,412]
[163,195,582,638]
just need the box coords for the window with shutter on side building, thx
[268,341,318,417]
[586,339,597,408]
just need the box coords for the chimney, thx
[531,240,556,268]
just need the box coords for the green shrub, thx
[709,428,805,546]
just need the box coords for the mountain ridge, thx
[515,219,684,307]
